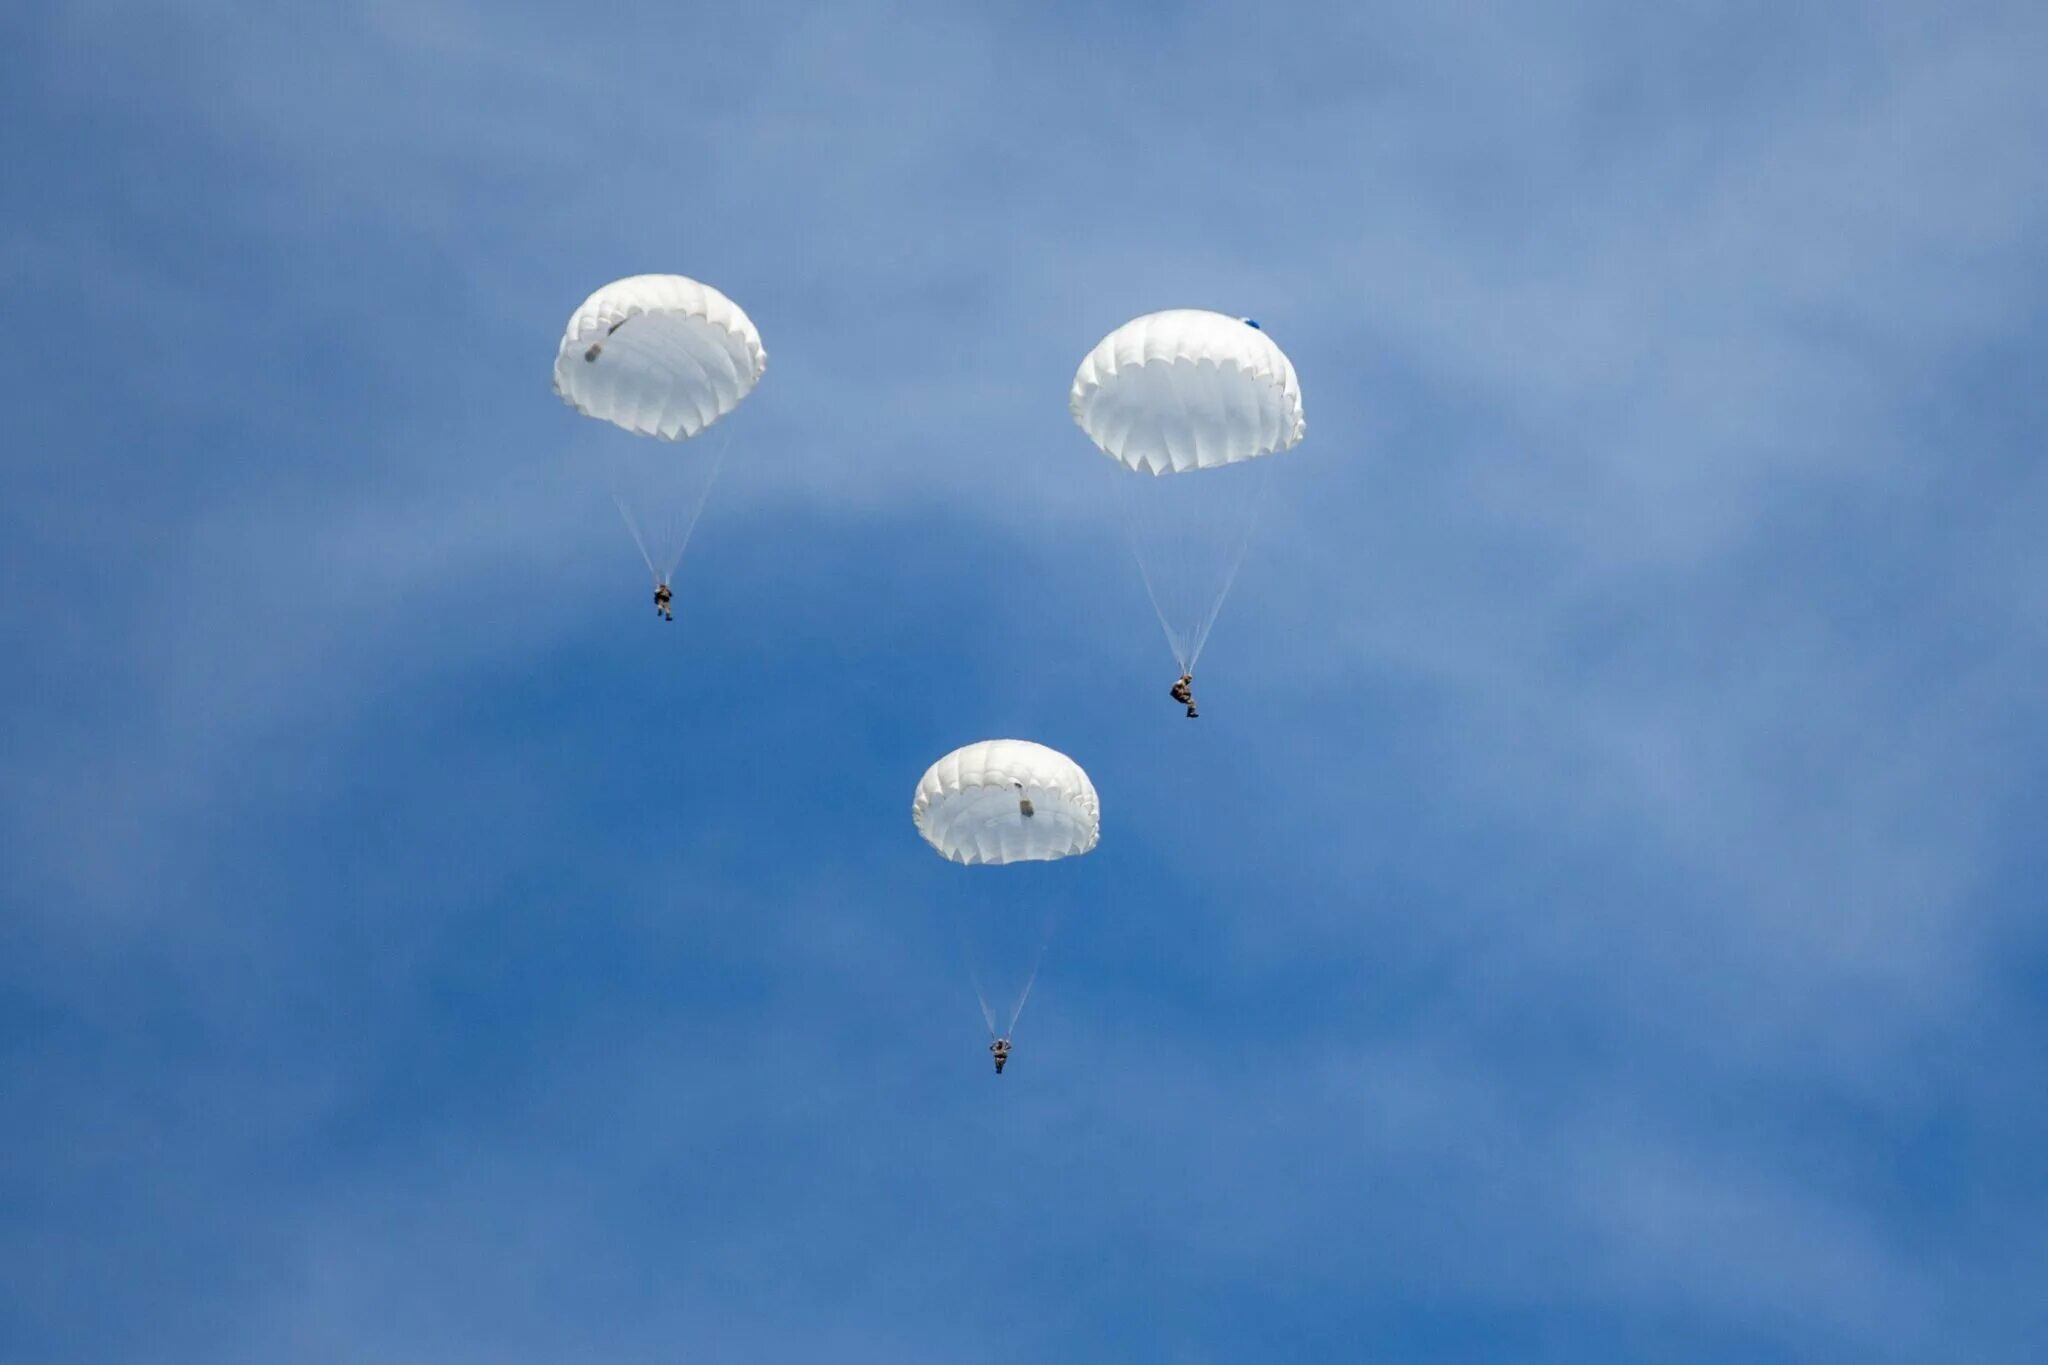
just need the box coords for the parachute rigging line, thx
[1004,939,1048,1037]
[952,892,1062,1040]
[962,950,1001,1040]
[610,488,660,583]
[1123,461,1272,675]
[1184,460,1271,671]
[1128,527,1190,676]
[660,426,731,583]
[602,425,732,588]
[1001,891,1067,1037]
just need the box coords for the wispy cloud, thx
[5,3,2047,1362]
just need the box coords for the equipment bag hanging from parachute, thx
[553,274,767,621]
[912,739,1102,1075]
[1069,310,1306,713]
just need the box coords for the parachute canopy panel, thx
[554,274,767,442]
[913,739,1101,867]
[1070,309,1305,476]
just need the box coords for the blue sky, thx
[4,2,2048,1361]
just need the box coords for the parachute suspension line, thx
[1002,895,1066,1038]
[1120,460,1275,676]
[1122,473,1195,673]
[949,908,1002,1039]
[598,431,666,585]
[962,950,1001,1040]
[949,890,1062,1040]
[1127,519,1193,676]
[1184,461,1273,672]
[610,489,661,584]
[1007,958,1042,1035]
[660,426,732,583]
[1004,941,1047,1037]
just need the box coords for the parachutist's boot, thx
[1186,704,1198,718]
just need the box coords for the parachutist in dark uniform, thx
[991,1037,1012,1074]
[653,581,673,622]
[1170,673,1197,718]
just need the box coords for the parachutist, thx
[913,741,1101,1057]
[559,277,764,599]
[1170,673,1198,718]
[1072,311,1303,689]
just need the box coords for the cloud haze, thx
[4,3,2047,1362]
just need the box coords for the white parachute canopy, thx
[913,739,1101,1044]
[553,274,767,588]
[1070,309,1304,476]
[1070,310,1307,676]
[554,274,767,441]
[913,739,1100,867]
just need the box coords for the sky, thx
[4,2,2048,1362]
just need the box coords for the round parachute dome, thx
[913,740,1101,867]
[1070,309,1305,476]
[554,274,767,441]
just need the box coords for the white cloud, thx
[6,4,2048,1360]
